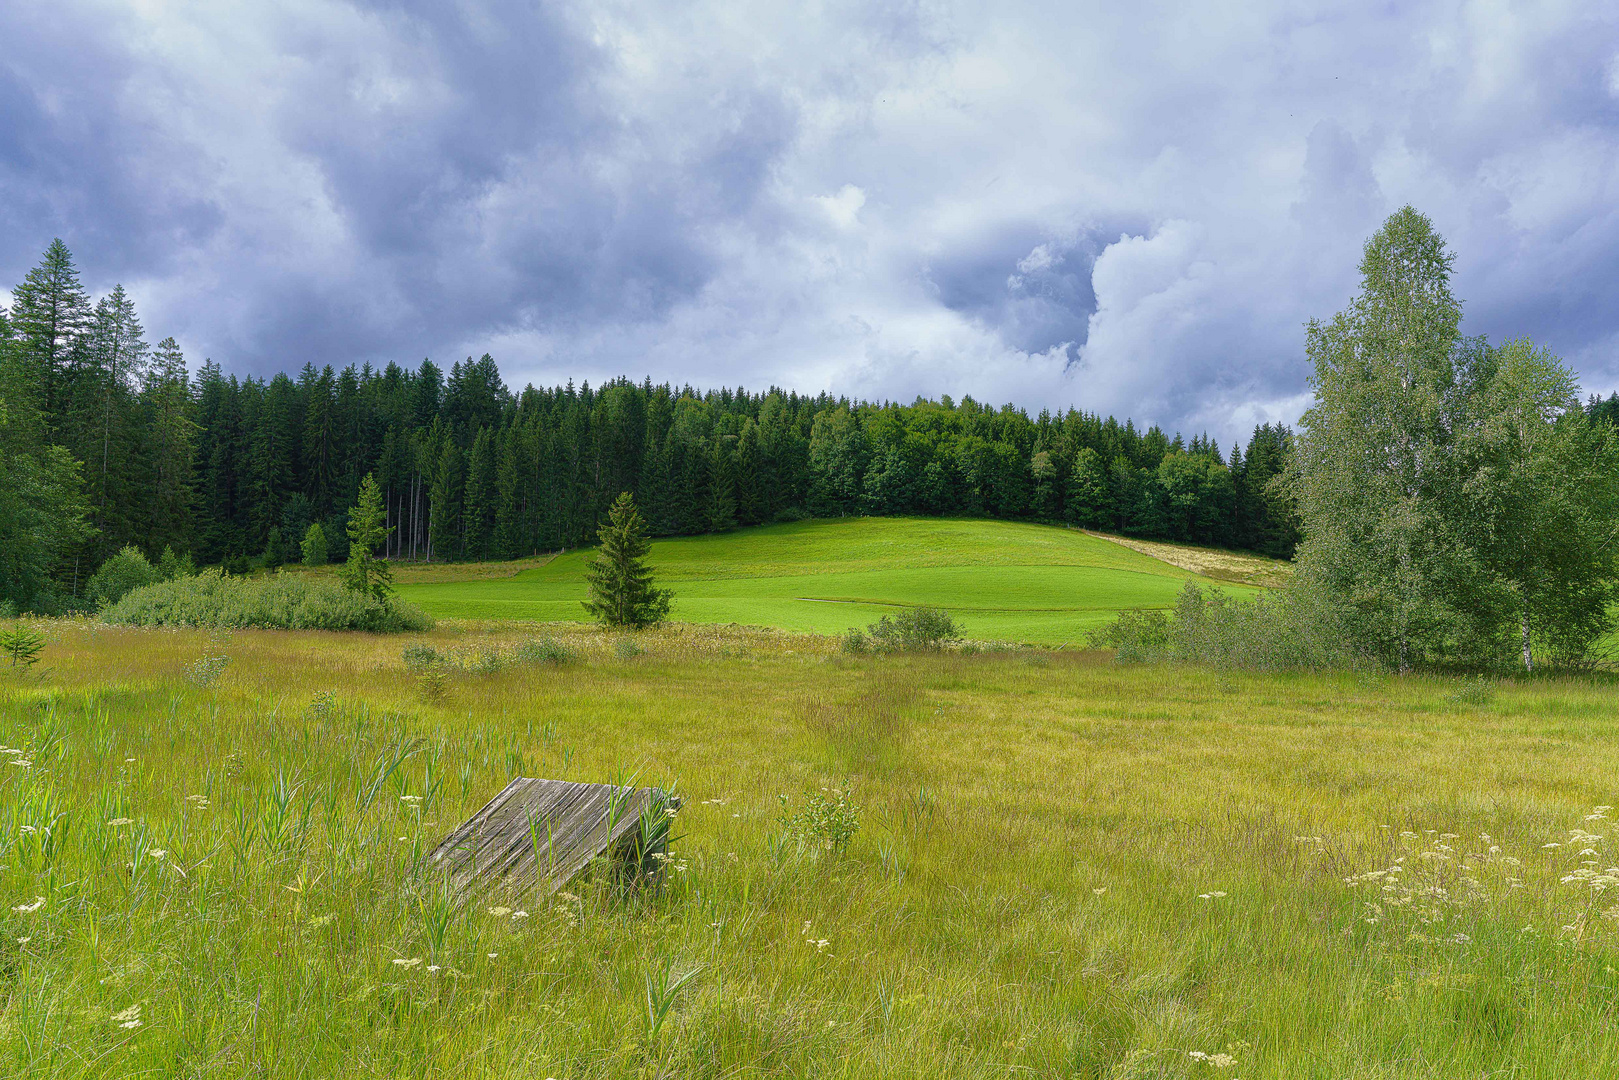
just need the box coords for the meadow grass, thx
[396,517,1270,643]
[2,619,1619,1076]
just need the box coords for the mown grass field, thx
[4,620,1619,1077]
[395,518,1273,643]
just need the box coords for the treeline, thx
[1,240,1313,610]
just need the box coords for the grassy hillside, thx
[5,621,1619,1076]
[396,517,1275,642]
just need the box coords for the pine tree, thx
[7,239,93,426]
[339,474,394,602]
[582,492,672,628]
[142,338,197,558]
[463,426,497,560]
[428,440,463,561]
[78,284,148,559]
[0,370,94,611]
[705,436,738,532]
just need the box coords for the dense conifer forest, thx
[5,236,1613,612]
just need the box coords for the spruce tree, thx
[339,474,393,602]
[463,426,496,560]
[7,239,93,425]
[582,492,671,628]
[142,338,197,558]
[79,284,148,559]
[705,436,738,532]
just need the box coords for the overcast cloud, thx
[3,0,1617,444]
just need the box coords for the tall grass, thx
[2,620,1619,1076]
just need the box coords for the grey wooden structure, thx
[429,777,675,901]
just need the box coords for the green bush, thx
[863,607,961,652]
[86,546,160,609]
[1087,581,1366,672]
[1085,608,1171,663]
[101,569,433,633]
[514,637,576,665]
[777,787,861,856]
[301,523,329,567]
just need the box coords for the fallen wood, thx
[429,777,677,901]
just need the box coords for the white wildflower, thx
[12,896,44,913]
[107,818,133,827]
[112,1004,141,1029]
[391,957,421,968]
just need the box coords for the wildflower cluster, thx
[1554,807,1619,939]
[1344,829,1522,945]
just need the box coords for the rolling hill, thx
[395,517,1280,643]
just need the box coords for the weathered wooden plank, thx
[429,777,672,902]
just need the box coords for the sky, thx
[3,1,1617,445]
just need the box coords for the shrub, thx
[402,643,440,672]
[778,787,861,855]
[1087,581,1366,672]
[864,607,961,652]
[156,547,196,582]
[1085,608,1171,663]
[514,637,576,665]
[86,546,160,609]
[101,569,433,633]
[301,523,329,567]
[614,638,644,660]
[839,627,869,654]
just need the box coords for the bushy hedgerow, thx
[101,569,433,632]
[1087,580,1366,671]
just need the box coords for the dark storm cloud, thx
[2,1,1617,442]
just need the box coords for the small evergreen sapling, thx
[582,492,672,628]
[0,625,45,670]
[339,474,394,603]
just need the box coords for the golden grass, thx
[2,618,1617,1077]
[1086,531,1294,587]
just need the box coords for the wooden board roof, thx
[428,777,665,901]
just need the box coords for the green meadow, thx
[396,517,1272,643]
[3,622,1619,1077]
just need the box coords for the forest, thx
[1,239,1306,611]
